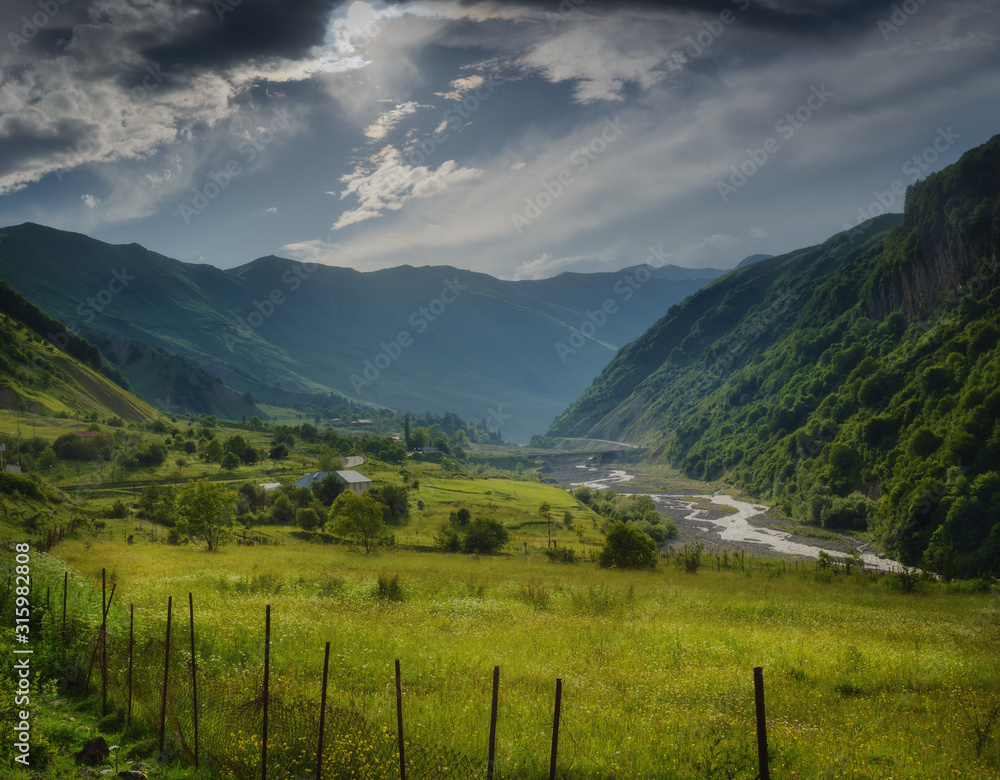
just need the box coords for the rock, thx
[75,736,111,765]
[117,772,147,780]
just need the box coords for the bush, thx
[374,573,404,602]
[673,542,704,573]
[597,522,657,570]
[435,525,462,552]
[106,499,129,519]
[543,546,578,564]
[463,517,510,554]
[0,471,45,500]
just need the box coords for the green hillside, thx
[0,227,721,441]
[549,134,1000,576]
[0,281,161,423]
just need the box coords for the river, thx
[569,466,902,573]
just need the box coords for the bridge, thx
[522,438,646,467]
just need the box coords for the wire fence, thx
[4,562,775,780]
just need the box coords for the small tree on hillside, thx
[597,522,657,570]
[176,479,236,551]
[330,492,386,553]
[463,517,510,554]
[296,507,322,532]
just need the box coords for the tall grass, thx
[39,537,1000,779]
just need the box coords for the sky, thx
[0,0,997,280]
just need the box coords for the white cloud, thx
[435,74,487,101]
[332,146,483,229]
[81,194,100,209]
[363,101,425,140]
[519,20,677,103]
[264,207,278,214]
[748,226,768,239]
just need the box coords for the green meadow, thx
[12,529,999,780]
[1,409,998,779]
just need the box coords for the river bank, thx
[550,463,900,571]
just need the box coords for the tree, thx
[269,443,289,461]
[296,507,322,531]
[411,427,429,449]
[330,492,386,553]
[176,479,236,551]
[431,437,450,455]
[370,484,409,524]
[312,473,344,506]
[449,507,471,526]
[539,502,552,547]
[204,438,224,463]
[597,522,657,570]
[223,434,250,463]
[404,414,412,449]
[317,446,343,473]
[137,483,175,527]
[462,517,510,554]
[221,452,241,472]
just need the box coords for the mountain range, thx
[550,133,1000,576]
[0,225,729,441]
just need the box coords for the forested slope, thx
[550,134,1000,576]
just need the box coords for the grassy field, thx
[2,409,999,779]
[10,530,999,780]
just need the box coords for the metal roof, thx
[335,469,372,484]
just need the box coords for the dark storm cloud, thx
[447,0,890,36]
[137,0,341,72]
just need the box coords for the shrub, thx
[463,517,510,554]
[374,573,404,602]
[673,542,704,573]
[597,522,657,570]
[543,546,578,564]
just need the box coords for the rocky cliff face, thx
[868,137,1000,321]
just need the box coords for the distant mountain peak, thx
[734,254,773,269]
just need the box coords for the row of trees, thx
[136,478,405,553]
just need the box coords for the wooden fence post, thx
[753,666,770,780]
[549,678,562,780]
[261,605,271,780]
[487,665,500,780]
[101,568,107,716]
[189,593,199,769]
[317,642,330,780]
[62,571,67,639]
[396,659,406,780]
[127,604,134,729]
[159,596,172,758]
